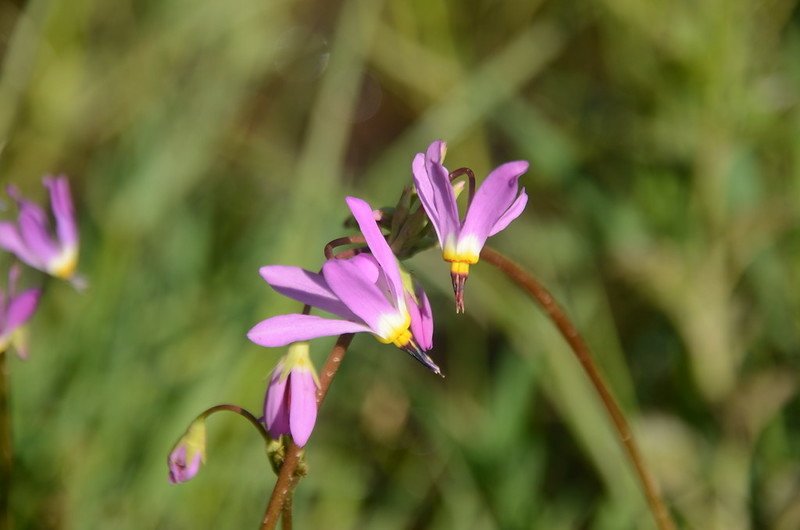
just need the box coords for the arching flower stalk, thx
[412,140,528,312]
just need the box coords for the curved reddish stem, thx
[449,167,476,209]
[480,246,676,530]
[323,235,367,260]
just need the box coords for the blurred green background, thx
[0,0,798,528]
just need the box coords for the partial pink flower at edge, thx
[0,264,41,359]
[0,176,82,285]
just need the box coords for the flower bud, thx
[168,418,206,484]
[263,342,320,447]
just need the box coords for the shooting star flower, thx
[247,196,440,375]
[0,176,81,284]
[412,140,528,312]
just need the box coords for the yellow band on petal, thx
[376,311,412,347]
[442,236,480,268]
[49,247,78,279]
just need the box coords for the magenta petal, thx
[412,153,440,240]
[17,202,59,263]
[415,284,434,350]
[424,141,460,233]
[488,188,528,236]
[247,314,369,347]
[259,265,357,320]
[413,153,448,247]
[461,161,529,248]
[7,186,48,226]
[0,223,40,268]
[288,369,318,446]
[5,289,41,333]
[405,285,434,351]
[44,176,78,248]
[347,254,381,285]
[264,366,290,438]
[168,445,203,484]
[412,141,459,248]
[322,258,399,333]
[345,196,405,307]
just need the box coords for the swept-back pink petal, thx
[460,161,529,248]
[0,223,40,267]
[259,265,357,320]
[7,186,48,225]
[264,366,290,437]
[412,141,459,247]
[288,370,318,446]
[322,258,400,334]
[415,283,434,350]
[424,141,460,230]
[345,196,405,308]
[248,314,369,347]
[488,188,528,236]
[18,203,59,262]
[44,176,78,247]
[348,253,381,284]
[405,286,433,351]
[411,153,442,243]
[5,289,41,333]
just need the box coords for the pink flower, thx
[0,264,41,359]
[413,140,528,312]
[0,176,81,283]
[248,196,439,374]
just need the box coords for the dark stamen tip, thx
[403,341,443,376]
[451,272,467,314]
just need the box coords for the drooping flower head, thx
[263,342,320,447]
[0,264,41,359]
[0,176,81,283]
[247,196,440,375]
[412,140,528,312]
[168,417,207,484]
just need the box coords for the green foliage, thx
[0,0,798,528]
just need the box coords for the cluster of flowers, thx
[253,141,528,443]
[168,141,528,483]
[0,176,81,359]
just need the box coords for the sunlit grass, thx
[0,0,798,528]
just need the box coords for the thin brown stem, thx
[324,235,366,260]
[280,489,293,530]
[480,247,676,530]
[0,353,11,530]
[260,333,354,530]
[198,404,270,446]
